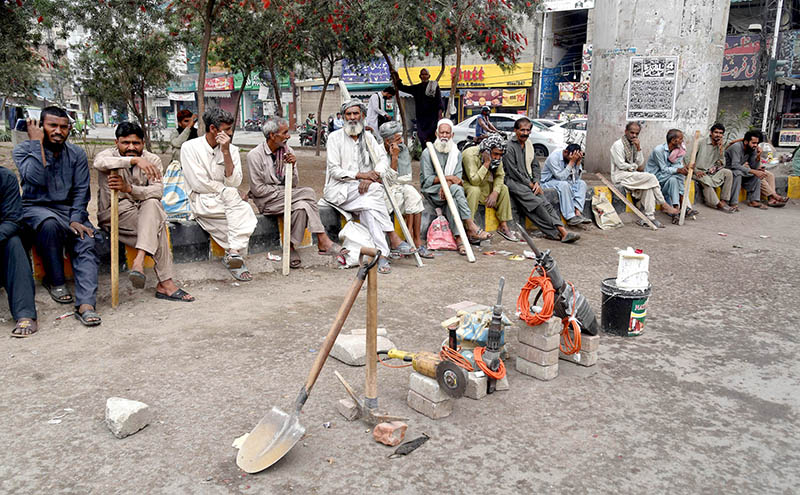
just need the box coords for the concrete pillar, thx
[585,0,731,173]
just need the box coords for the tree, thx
[69,0,178,150]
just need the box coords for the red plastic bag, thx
[426,208,457,250]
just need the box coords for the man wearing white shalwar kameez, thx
[181,107,257,280]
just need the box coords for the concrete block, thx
[407,390,453,419]
[105,397,152,439]
[408,372,449,403]
[249,215,281,254]
[519,331,560,351]
[445,301,478,315]
[336,398,359,421]
[330,335,395,366]
[496,375,510,391]
[372,421,407,446]
[517,316,562,340]
[350,327,389,336]
[516,357,559,381]
[560,333,599,353]
[465,371,487,400]
[559,349,598,367]
[517,343,559,366]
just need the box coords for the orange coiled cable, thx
[439,346,474,371]
[473,346,506,379]
[517,265,555,326]
[559,282,581,355]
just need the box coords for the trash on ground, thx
[717,232,728,237]
[759,235,770,239]
[267,253,281,261]
[388,433,430,458]
[508,255,524,261]
[523,250,536,259]
[55,312,74,321]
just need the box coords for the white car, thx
[550,119,587,148]
[452,113,566,158]
[532,118,561,128]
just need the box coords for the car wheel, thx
[533,144,548,159]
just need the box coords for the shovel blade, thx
[236,406,306,473]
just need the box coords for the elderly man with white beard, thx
[420,119,492,255]
[324,99,415,274]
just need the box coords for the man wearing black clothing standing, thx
[391,68,444,145]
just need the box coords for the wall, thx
[585,0,732,173]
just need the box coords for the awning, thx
[205,91,232,98]
[168,92,195,102]
[776,77,800,87]
[720,79,755,88]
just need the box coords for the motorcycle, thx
[300,125,327,147]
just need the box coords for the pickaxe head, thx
[334,371,406,425]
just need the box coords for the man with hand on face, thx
[248,117,344,269]
[324,99,415,274]
[169,109,198,163]
[94,122,194,302]
[610,122,679,227]
[542,143,592,227]
[725,130,788,209]
[181,107,257,281]
[646,128,698,218]
[12,106,101,326]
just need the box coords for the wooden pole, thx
[365,261,378,410]
[282,162,293,276]
[679,130,701,226]
[595,173,658,231]
[110,170,119,308]
[426,142,476,262]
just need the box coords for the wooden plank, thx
[679,130,701,225]
[282,162,293,276]
[595,173,658,231]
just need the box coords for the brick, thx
[559,350,598,367]
[408,372,449,403]
[559,333,599,353]
[517,316,562,341]
[519,331,560,351]
[516,357,559,381]
[445,301,478,316]
[407,390,453,419]
[105,397,152,439]
[495,375,510,391]
[330,335,395,366]
[517,343,559,366]
[372,421,407,446]
[336,398,359,421]
[465,371,487,400]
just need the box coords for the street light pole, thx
[762,0,784,135]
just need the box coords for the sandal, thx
[319,241,347,256]
[391,241,416,256]
[129,270,146,289]
[377,257,392,274]
[290,248,302,268]
[416,245,435,259]
[223,253,244,269]
[729,204,740,212]
[716,204,735,214]
[560,232,580,244]
[11,318,38,338]
[496,229,520,242]
[74,308,101,327]
[155,288,195,302]
[467,229,492,244]
[229,264,252,282]
[457,242,467,256]
[44,283,73,304]
[747,201,768,210]
[767,199,786,208]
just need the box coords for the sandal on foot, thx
[377,257,392,274]
[75,308,101,327]
[155,288,195,302]
[229,264,252,282]
[467,229,492,244]
[290,248,302,268]
[391,241,416,256]
[748,201,768,210]
[560,232,580,243]
[11,318,38,338]
[496,229,520,242]
[717,204,735,213]
[417,245,435,259]
[457,243,467,255]
[767,199,786,208]
[129,270,146,289]
[44,284,73,304]
[223,253,244,269]
[319,242,347,256]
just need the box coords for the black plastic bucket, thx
[601,278,651,337]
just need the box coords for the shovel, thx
[236,248,381,473]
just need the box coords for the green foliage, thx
[716,109,753,144]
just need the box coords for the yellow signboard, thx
[502,88,527,107]
[399,63,534,89]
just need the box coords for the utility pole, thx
[761,0,785,135]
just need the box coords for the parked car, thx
[532,118,561,128]
[452,113,566,158]
[550,118,587,147]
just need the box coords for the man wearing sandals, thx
[725,130,788,209]
[324,99,415,273]
[248,117,345,268]
[646,129,699,217]
[690,123,737,213]
[94,123,194,302]
[378,121,433,259]
[610,122,679,227]
[461,133,519,242]
[0,167,38,337]
[181,107,257,281]
[541,144,593,227]
[420,119,493,254]
[503,118,579,244]
[12,106,101,326]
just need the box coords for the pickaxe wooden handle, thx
[110,170,119,308]
[282,162,293,276]
[679,130,701,226]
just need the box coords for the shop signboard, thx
[722,35,760,82]
[153,98,171,107]
[400,63,534,89]
[626,56,678,121]
[778,129,800,147]
[463,89,503,107]
[557,82,589,101]
[502,89,527,107]
[233,72,262,91]
[538,0,595,12]
[341,59,392,84]
[205,76,234,91]
[168,92,195,101]
[166,112,177,129]
[167,79,196,92]
[94,112,104,124]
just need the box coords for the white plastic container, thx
[615,247,650,290]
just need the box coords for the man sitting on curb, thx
[181,107,257,281]
[725,130,788,209]
[541,143,592,227]
[248,117,345,268]
[690,123,736,213]
[646,128,698,219]
[420,119,493,255]
[462,133,520,242]
[94,122,194,302]
[503,118,579,243]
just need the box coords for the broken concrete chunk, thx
[372,421,407,446]
[408,372,450,403]
[495,375,510,391]
[337,398,359,421]
[330,335,395,366]
[407,390,452,419]
[465,371,487,400]
[105,397,152,439]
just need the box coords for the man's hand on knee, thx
[358,179,373,194]
[69,222,94,239]
[485,191,498,209]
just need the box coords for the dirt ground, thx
[1,141,799,493]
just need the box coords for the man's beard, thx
[344,120,364,136]
[124,150,142,157]
[433,138,452,153]
[43,134,65,151]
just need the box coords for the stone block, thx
[517,316,562,340]
[559,349,598,367]
[517,343,559,366]
[372,421,407,446]
[445,301,478,315]
[336,398,359,421]
[465,371,487,400]
[330,335,395,366]
[516,357,559,381]
[519,331,560,351]
[495,375,510,391]
[105,397,152,439]
[408,372,449,403]
[407,390,453,419]
[350,327,389,336]
[249,215,281,254]
[560,333,599,353]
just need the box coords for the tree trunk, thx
[0,97,7,132]
[196,1,216,136]
[380,49,409,143]
[451,37,463,121]
[268,64,283,118]
[435,47,446,82]
[139,90,153,152]
[129,91,151,152]
[315,68,333,156]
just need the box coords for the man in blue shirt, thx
[541,144,591,226]
[12,106,101,327]
[645,128,697,216]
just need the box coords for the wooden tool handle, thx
[595,173,658,231]
[365,263,378,407]
[282,163,293,276]
[110,170,120,308]
[425,142,476,262]
[679,130,701,226]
